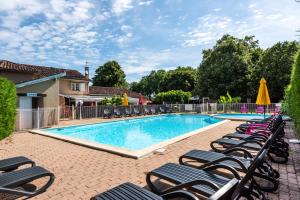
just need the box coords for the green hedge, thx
[0,77,17,140]
[285,49,300,136]
[154,90,192,104]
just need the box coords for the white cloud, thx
[111,0,133,16]
[138,0,153,6]
[182,0,300,48]
[0,0,103,69]
[0,0,45,29]
[182,15,242,47]
[213,8,221,12]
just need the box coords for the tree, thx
[250,41,299,102]
[161,67,196,92]
[0,77,17,140]
[153,90,192,104]
[130,67,197,98]
[283,49,300,135]
[92,61,127,87]
[195,35,262,100]
[130,70,167,98]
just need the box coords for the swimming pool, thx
[213,113,290,120]
[35,114,224,158]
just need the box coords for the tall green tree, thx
[161,67,196,92]
[92,61,127,87]
[130,67,197,98]
[195,35,262,100]
[250,41,299,102]
[130,70,167,98]
[283,49,300,135]
[0,77,16,140]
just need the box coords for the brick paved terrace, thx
[0,120,299,200]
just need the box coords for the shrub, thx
[99,96,122,106]
[111,95,122,106]
[0,77,17,140]
[154,90,192,104]
[284,49,300,136]
[218,92,241,103]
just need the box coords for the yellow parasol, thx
[122,93,128,106]
[256,78,271,117]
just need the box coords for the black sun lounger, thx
[0,156,35,172]
[235,115,283,134]
[226,115,284,140]
[210,124,289,163]
[0,166,54,197]
[91,182,199,200]
[144,107,151,115]
[159,107,166,113]
[125,108,132,116]
[210,138,264,152]
[222,132,288,151]
[246,116,273,124]
[179,148,279,192]
[113,108,122,118]
[133,107,141,115]
[147,150,268,199]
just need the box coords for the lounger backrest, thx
[231,149,268,199]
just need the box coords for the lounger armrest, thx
[223,147,253,158]
[246,135,267,142]
[162,190,199,200]
[202,164,241,180]
[162,179,220,194]
[239,140,264,148]
[0,169,55,197]
[208,178,239,200]
[251,133,269,139]
[0,171,54,197]
[197,157,248,173]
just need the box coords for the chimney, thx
[84,61,89,79]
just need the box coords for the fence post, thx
[57,106,60,126]
[37,107,40,129]
[80,105,82,120]
[95,103,98,118]
[72,105,75,120]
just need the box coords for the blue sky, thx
[0,0,299,82]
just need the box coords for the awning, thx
[59,94,104,102]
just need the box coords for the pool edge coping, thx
[211,114,291,121]
[29,117,230,159]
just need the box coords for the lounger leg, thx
[146,173,162,195]
[253,172,279,192]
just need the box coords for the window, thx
[71,83,80,91]
[71,82,86,91]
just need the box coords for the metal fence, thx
[15,103,280,131]
[16,107,58,131]
[59,103,280,120]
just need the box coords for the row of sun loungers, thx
[0,114,288,199]
[92,114,288,199]
[103,106,172,118]
[240,105,281,114]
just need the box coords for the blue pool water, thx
[44,114,222,150]
[214,113,289,120]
